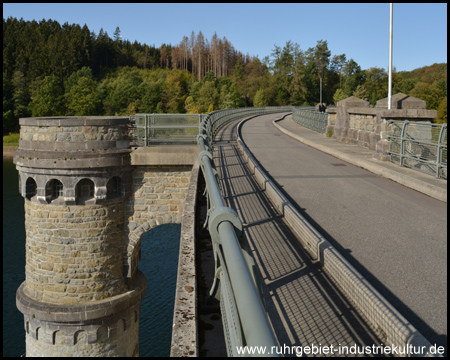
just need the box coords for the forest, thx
[3,17,447,134]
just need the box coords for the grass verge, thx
[3,133,19,146]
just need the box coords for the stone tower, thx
[14,116,146,357]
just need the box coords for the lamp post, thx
[388,3,393,109]
[320,76,322,105]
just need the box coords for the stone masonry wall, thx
[20,124,127,142]
[18,116,131,152]
[24,301,140,357]
[24,199,127,304]
[349,113,377,132]
[347,111,380,150]
[124,165,192,280]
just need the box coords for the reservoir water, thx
[2,158,181,357]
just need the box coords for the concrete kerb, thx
[272,119,447,203]
[235,114,437,356]
[170,160,200,357]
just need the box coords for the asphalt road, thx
[239,113,447,351]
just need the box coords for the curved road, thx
[238,113,447,350]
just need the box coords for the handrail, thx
[386,120,447,179]
[129,113,206,145]
[197,106,295,356]
[292,107,328,133]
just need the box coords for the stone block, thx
[376,92,426,109]
[337,96,370,108]
[40,262,54,271]
[54,264,68,272]
[45,284,67,293]
[47,244,65,253]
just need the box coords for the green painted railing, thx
[198,106,296,356]
[130,113,206,145]
[292,107,328,133]
[386,120,447,179]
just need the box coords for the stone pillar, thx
[14,117,146,357]
[334,96,370,143]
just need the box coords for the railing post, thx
[399,120,409,167]
[152,113,155,143]
[436,123,447,178]
[144,114,148,146]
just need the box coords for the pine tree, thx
[12,70,31,119]
[314,40,331,104]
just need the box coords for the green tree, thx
[65,67,94,93]
[123,100,140,116]
[253,88,269,107]
[435,78,447,98]
[330,54,347,88]
[302,55,319,105]
[197,81,218,113]
[290,50,307,105]
[12,70,31,120]
[113,26,122,67]
[101,67,143,115]
[67,76,101,115]
[232,58,247,103]
[363,67,388,105]
[30,75,65,116]
[342,58,365,96]
[352,84,369,100]
[155,101,164,114]
[137,68,167,113]
[270,44,282,73]
[274,80,290,105]
[436,96,447,124]
[185,96,200,113]
[203,70,215,82]
[162,71,188,113]
[314,40,331,103]
[410,82,442,110]
[279,40,295,75]
[113,26,121,42]
[244,58,270,106]
[333,89,348,105]
[3,72,15,134]
[398,77,418,94]
[188,81,202,103]
[218,83,244,109]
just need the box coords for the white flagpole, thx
[388,3,393,109]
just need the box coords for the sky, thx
[3,3,447,72]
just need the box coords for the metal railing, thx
[386,120,447,179]
[130,107,330,144]
[198,106,295,356]
[129,113,206,145]
[129,106,330,354]
[292,107,328,134]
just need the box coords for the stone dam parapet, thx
[326,93,438,161]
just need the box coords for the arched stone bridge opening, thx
[124,164,194,285]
